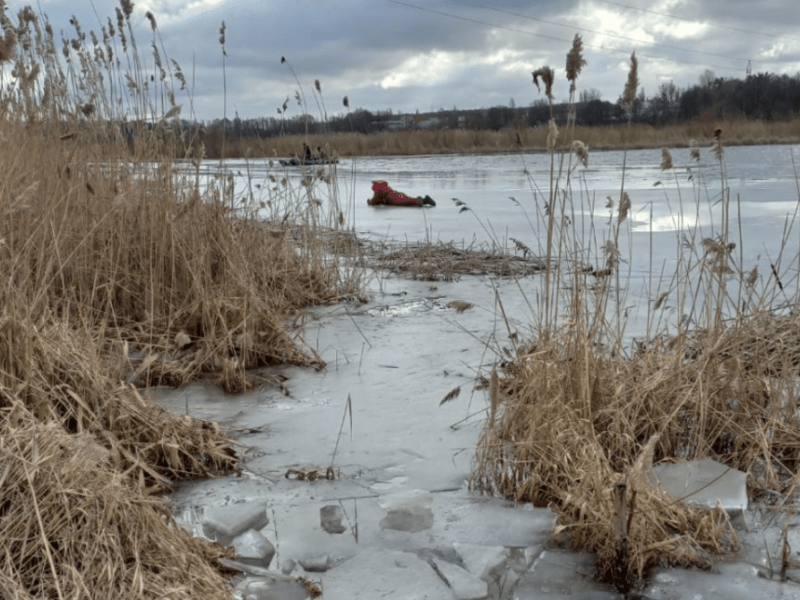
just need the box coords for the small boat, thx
[279,156,339,167]
[367,180,436,207]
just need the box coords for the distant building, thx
[414,116,442,130]
[385,115,413,130]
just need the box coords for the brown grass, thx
[368,240,545,281]
[468,42,800,593]
[0,416,237,599]
[471,311,800,583]
[0,4,363,598]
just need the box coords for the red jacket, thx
[368,180,423,206]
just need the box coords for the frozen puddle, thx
[154,276,800,599]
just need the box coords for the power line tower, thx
[746,60,752,78]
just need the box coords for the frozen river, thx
[186,142,800,342]
[160,145,800,599]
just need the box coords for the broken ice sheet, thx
[378,489,434,532]
[646,458,748,512]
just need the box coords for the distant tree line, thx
[182,70,800,142]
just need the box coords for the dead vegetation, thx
[0,3,361,598]
[469,36,800,593]
[367,240,545,281]
[220,115,800,160]
[0,417,237,599]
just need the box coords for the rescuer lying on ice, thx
[367,180,436,207]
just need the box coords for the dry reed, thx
[0,415,236,599]
[369,240,545,281]
[0,2,363,597]
[469,36,800,592]
[219,116,800,159]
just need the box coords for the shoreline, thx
[203,116,800,159]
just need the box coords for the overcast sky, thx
[32,0,800,122]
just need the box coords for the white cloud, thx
[380,47,533,89]
[380,50,461,89]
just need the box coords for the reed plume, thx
[572,140,589,167]
[621,52,638,110]
[660,147,673,170]
[712,128,724,160]
[532,66,555,101]
[566,34,586,93]
[547,118,559,152]
[690,139,700,161]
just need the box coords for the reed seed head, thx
[120,0,134,19]
[572,140,589,167]
[342,95,349,108]
[745,266,758,288]
[172,59,186,90]
[547,118,559,152]
[689,139,700,162]
[314,79,321,93]
[145,11,156,31]
[618,192,631,223]
[711,128,724,161]
[653,291,669,310]
[566,34,586,92]
[0,17,18,63]
[621,52,638,110]
[603,240,620,269]
[532,66,555,101]
[660,148,673,170]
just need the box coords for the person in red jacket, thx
[367,180,436,207]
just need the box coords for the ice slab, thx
[647,458,748,512]
[235,574,315,600]
[453,542,508,581]
[432,557,489,600]
[320,505,346,534]
[433,495,554,548]
[202,499,269,545]
[299,554,330,573]
[646,561,797,600]
[232,529,275,569]
[515,549,618,598]
[378,489,434,532]
[322,549,452,599]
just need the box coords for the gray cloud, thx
[24,0,800,121]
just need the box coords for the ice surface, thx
[298,554,330,573]
[158,152,800,599]
[320,505,346,534]
[322,550,452,599]
[647,458,748,512]
[515,549,618,599]
[232,529,275,569]
[646,561,798,600]
[234,574,314,600]
[453,542,508,581]
[202,499,269,545]
[378,489,434,532]
[432,557,489,600]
